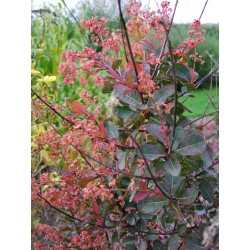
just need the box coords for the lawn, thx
[179,87,219,118]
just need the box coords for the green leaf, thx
[162,174,184,197]
[183,82,197,92]
[136,218,147,231]
[176,116,190,127]
[148,114,173,127]
[184,240,206,250]
[201,146,213,168]
[177,102,193,113]
[145,124,168,143]
[171,127,185,151]
[112,231,118,243]
[104,120,119,141]
[154,85,175,105]
[138,195,167,214]
[101,81,114,94]
[112,59,122,70]
[198,180,214,203]
[182,155,204,172]
[123,236,137,245]
[176,129,206,156]
[136,142,166,161]
[170,200,182,217]
[164,158,181,176]
[117,150,127,170]
[163,113,174,127]
[148,115,161,125]
[144,230,159,241]
[126,214,136,226]
[114,106,141,126]
[153,240,164,250]
[177,186,198,204]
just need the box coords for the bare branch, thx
[199,0,209,21]
[117,0,139,84]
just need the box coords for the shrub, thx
[31,1,219,249]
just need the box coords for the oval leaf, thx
[164,158,181,176]
[177,186,198,205]
[198,180,214,203]
[138,195,167,214]
[136,218,147,231]
[145,124,168,143]
[153,240,164,250]
[136,142,166,161]
[176,129,206,156]
[71,101,88,115]
[114,84,143,110]
[104,120,119,141]
[171,127,185,151]
[154,85,175,105]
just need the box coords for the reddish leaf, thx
[133,192,148,202]
[138,180,148,189]
[92,200,100,214]
[71,101,88,115]
[78,177,96,188]
[99,167,117,175]
[109,138,117,147]
[99,121,107,138]
[126,61,143,73]
[124,207,137,212]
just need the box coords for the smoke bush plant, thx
[31,0,219,249]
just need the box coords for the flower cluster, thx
[174,19,206,65]
[138,71,156,95]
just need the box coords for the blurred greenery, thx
[179,87,219,118]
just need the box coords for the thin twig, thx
[117,0,139,84]
[194,160,219,178]
[202,115,219,127]
[183,109,219,128]
[37,193,85,223]
[31,89,74,125]
[199,0,209,21]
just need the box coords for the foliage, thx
[31,1,219,249]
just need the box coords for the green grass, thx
[179,87,219,118]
